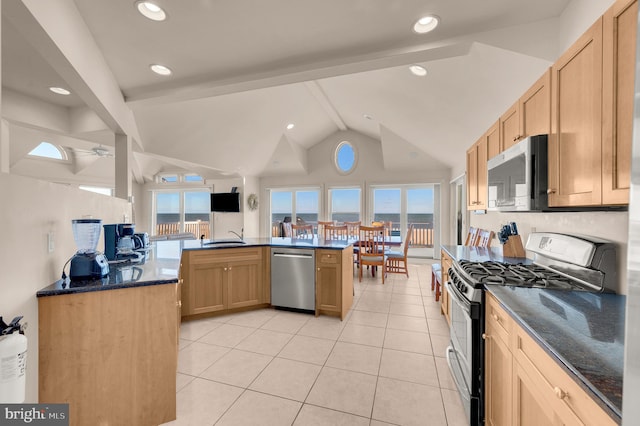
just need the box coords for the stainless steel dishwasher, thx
[270,247,315,312]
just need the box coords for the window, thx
[159,175,178,183]
[184,174,203,182]
[334,141,357,174]
[269,188,320,236]
[79,186,113,196]
[329,187,361,222]
[28,142,66,160]
[154,189,211,238]
[371,185,437,257]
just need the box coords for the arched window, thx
[28,142,66,160]
[334,141,357,175]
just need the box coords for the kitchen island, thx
[441,245,624,424]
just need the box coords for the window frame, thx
[333,140,358,175]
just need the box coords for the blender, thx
[69,219,110,280]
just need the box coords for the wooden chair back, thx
[464,227,479,246]
[281,222,292,237]
[324,224,348,240]
[317,221,334,237]
[358,225,386,283]
[476,229,494,248]
[292,224,313,238]
[386,225,413,277]
[344,221,361,238]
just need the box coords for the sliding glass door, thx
[269,188,320,236]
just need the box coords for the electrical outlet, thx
[48,232,55,253]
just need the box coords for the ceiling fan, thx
[70,145,114,158]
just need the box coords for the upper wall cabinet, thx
[602,0,638,204]
[467,121,498,210]
[500,70,552,151]
[549,18,605,207]
[549,0,636,207]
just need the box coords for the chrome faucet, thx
[228,228,244,240]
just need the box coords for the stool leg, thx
[435,281,441,302]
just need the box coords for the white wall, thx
[209,177,244,239]
[0,173,131,402]
[259,130,451,245]
[242,176,260,238]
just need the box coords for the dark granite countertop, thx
[440,244,624,422]
[37,238,353,297]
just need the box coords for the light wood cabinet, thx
[316,247,353,320]
[181,247,267,318]
[484,294,513,426]
[602,0,637,204]
[500,102,521,151]
[484,293,616,426]
[467,134,488,210]
[500,70,551,152]
[549,17,604,207]
[440,249,453,324]
[38,283,179,426]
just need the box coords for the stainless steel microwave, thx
[487,135,548,211]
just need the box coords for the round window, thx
[335,141,357,174]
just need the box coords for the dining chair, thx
[358,225,386,284]
[317,221,334,238]
[281,222,293,237]
[324,224,348,240]
[386,224,413,278]
[476,229,494,248]
[344,221,361,266]
[292,223,313,238]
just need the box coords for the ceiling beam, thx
[125,41,473,106]
[304,81,347,131]
[4,0,144,151]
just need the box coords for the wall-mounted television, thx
[210,192,240,212]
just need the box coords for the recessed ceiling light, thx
[286,123,295,130]
[49,87,71,95]
[409,65,428,77]
[136,1,167,21]
[150,64,172,76]
[413,15,439,34]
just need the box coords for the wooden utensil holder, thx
[502,235,526,258]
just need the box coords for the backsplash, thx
[470,210,629,294]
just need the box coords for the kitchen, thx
[0,0,638,425]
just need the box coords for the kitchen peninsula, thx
[35,237,353,426]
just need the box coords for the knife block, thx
[502,235,526,258]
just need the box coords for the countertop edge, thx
[36,278,179,297]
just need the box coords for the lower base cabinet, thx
[38,283,179,426]
[484,292,616,426]
[440,250,452,324]
[315,247,354,320]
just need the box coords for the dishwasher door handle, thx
[273,253,314,259]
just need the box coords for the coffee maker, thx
[104,223,143,262]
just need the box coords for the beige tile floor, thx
[164,263,467,426]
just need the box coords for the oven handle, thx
[446,281,472,315]
[446,345,471,404]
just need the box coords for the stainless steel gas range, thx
[445,232,617,426]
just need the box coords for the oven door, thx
[446,281,474,388]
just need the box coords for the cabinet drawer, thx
[513,324,616,426]
[317,250,340,265]
[486,293,512,346]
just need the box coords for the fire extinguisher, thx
[0,316,28,403]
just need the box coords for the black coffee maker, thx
[104,223,142,261]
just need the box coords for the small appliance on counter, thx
[69,219,109,280]
[103,223,143,263]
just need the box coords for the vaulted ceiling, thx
[2,0,606,184]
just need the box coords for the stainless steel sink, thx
[204,240,247,246]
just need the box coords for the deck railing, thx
[270,221,434,247]
[155,221,210,239]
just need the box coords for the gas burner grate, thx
[458,261,578,290]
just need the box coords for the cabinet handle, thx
[554,386,567,400]
[317,268,321,271]
[513,136,519,141]
[491,313,499,321]
[177,300,182,307]
[547,188,557,194]
[224,267,227,271]
[228,266,232,271]
[482,333,489,340]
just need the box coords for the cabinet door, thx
[190,262,227,314]
[227,259,262,309]
[521,69,551,139]
[467,144,479,210]
[549,18,603,207]
[500,101,521,151]
[485,323,513,426]
[486,121,500,160]
[512,361,559,426]
[316,251,341,313]
[476,137,489,210]
[602,0,637,205]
